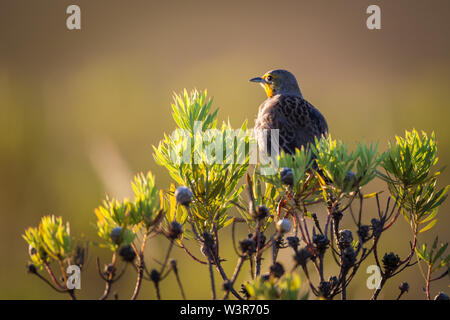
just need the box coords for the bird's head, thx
[250,69,302,98]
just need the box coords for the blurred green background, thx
[0,0,449,299]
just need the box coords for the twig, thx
[171,260,186,300]
[207,256,216,300]
[426,264,432,300]
[160,240,174,275]
[131,232,149,300]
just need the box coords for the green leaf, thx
[419,219,437,233]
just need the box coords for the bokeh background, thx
[0,0,449,299]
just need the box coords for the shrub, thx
[23,89,449,300]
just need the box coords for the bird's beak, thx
[249,77,266,83]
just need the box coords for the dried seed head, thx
[175,186,193,206]
[382,252,400,274]
[280,167,294,186]
[269,262,285,278]
[150,269,161,283]
[357,225,370,242]
[276,219,291,234]
[27,263,37,274]
[294,247,312,267]
[168,221,183,239]
[399,282,409,293]
[249,232,266,247]
[119,245,136,262]
[331,209,343,221]
[110,227,123,245]
[222,280,232,292]
[239,238,256,255]
[254,205,269,220]
[313,234,329,252]
[200,232,216,259]
[202,232,215,248]
[341,247,356,269]
[371,218,382,236]
[287,236,300,251]
[318,281,332,298]
[261,273,271,282]
[338,229,353,249]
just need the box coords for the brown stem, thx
[131,232,149,300]
[185,206,201,241]
[207,256,216,300]
[99,252,117,300]
[254,219,262,278]
[154,280,161,300]
[371,276,387,300]
[231,256,245,286]
[43,262,66,291]
[426,264,432,300]
[172,262,186,300]
[160,240,174,275]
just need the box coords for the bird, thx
[250,69,328,157]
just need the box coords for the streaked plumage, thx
[251,69,328,155]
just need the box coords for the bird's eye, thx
[266,75,273,82]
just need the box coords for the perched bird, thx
[251,69,328,156]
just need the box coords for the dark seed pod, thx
[249,232,266,248]
[222,280,232,292]
[357,225,370,242]
[313,234,329,252]
[27,263,37,274]
[261,273,271,282]
[399,282,409,293]
[254,205,269,220]
[318,281,332,298]
[294,247,312,267]
[269,262,285,278]
[371,218,382,237]
[341,247,356,269]
[276,219,291,234]
[338,229,353,249]
[110,227,123,245]
[382,252,400,274]
[287,236,300,251]
[175,186,193,206]
[150,269,161,283]
[168,221,183,239]
[331,209,343,222]
[280,167,294,186]
[239,238,256,256]
[119,245,136,262]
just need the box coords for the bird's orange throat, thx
[262,83,274,98]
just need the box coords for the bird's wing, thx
[255,95,328,154]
